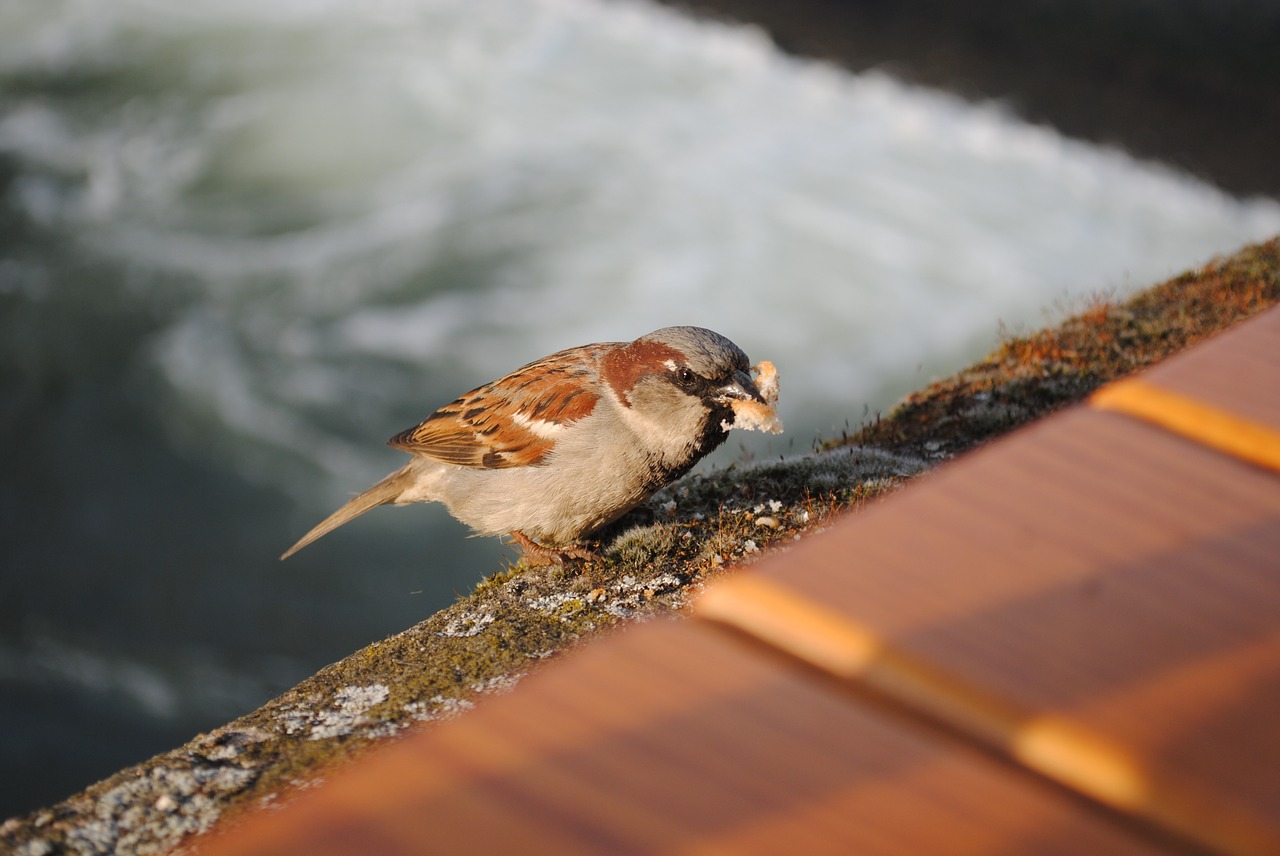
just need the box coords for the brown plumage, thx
[282,327,775,565]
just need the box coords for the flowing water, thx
[2,0,1278,815]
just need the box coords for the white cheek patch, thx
[663,359,679,371]
[605,378,700,458]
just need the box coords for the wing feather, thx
[387,343,611,468]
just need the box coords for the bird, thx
[281,326,773,565]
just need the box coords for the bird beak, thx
[713,369,766,405]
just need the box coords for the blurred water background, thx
[2,0,1279,817]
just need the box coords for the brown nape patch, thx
[602,339,685,406]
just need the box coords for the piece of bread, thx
[725,360,783,434]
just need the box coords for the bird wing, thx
[387,343,611,469]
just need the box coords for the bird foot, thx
[510,530,597,567]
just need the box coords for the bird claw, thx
[510,530,597,567]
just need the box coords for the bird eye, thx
[676,367,697,386]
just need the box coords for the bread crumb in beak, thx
[722,361,783,434]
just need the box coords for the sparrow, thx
[281,326,775,565]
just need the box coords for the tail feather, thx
[280,467,415,560]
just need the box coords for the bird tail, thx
[280,466,417,560]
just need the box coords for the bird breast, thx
[428,397,715,545]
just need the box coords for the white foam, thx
[3,0,1278,499]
